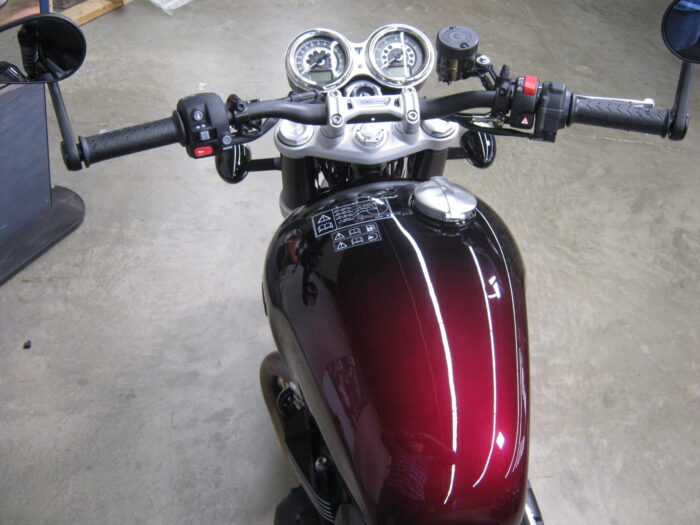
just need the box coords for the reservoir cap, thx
[436,26,479,60]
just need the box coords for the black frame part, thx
[0,72,85,286]
[669,61,694,140]
[0,185,84,286]
[49,81,82,170]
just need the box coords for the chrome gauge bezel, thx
[285,28,355,92]
[365,24,435,89]
[284,24,436,92]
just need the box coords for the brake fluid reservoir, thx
[436,26,480,83]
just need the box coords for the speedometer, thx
[285,29,353,91]
[366,25,435,88]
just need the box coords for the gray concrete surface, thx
[1,0,699,524]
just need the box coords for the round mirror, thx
[662,0,700,63]
[0,13,86,84]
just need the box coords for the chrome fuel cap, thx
[412,177,477,223]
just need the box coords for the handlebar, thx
[246,100,327,124]
[243,91,498,124]
[73,91,501,168]
[72,84,676,170]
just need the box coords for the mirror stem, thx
[669,61,693,140]
[46,81,82,170]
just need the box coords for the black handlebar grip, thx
[78,114,184,167]
[569,96,671,137]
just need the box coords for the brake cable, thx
[448,113,533,138]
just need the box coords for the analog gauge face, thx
[366,25,435,88]
[373,31,425,80]
[291,33,349,88]
[286,26,434,92]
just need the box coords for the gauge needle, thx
[302,54,327,74]
[400,31,409,77]
[302,61,320,74]
[389,51,404,64]
[330,41,339,78]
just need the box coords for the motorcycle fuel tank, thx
[263,179,529,525]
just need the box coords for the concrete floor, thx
[1,0,699,524]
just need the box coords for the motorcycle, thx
[1,3,697,524]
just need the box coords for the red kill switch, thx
[194,146,213,157]
[523,75,538,96]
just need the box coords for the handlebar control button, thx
[194,145,214,157]
[523,75,538,96]
[510,75,539,129]
[220,134,233,146]
[177,93,229,158]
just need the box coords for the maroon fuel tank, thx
[263,180,529,525]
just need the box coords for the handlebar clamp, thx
[319,87,422,138]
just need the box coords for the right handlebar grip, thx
[569,96,671,137]
[78,114,184,167]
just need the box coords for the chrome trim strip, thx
[574,94,655,108]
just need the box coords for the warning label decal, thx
[311,198,392,238]
[332,222,382,252]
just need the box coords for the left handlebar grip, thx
[78,114,184,167]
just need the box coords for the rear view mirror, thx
[662,0,700,63]
[0,13,86,84]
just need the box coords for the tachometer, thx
[366,25,434,88]
[285,29,353,91]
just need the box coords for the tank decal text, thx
[332,222,382,252]
[311,198,392,237]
